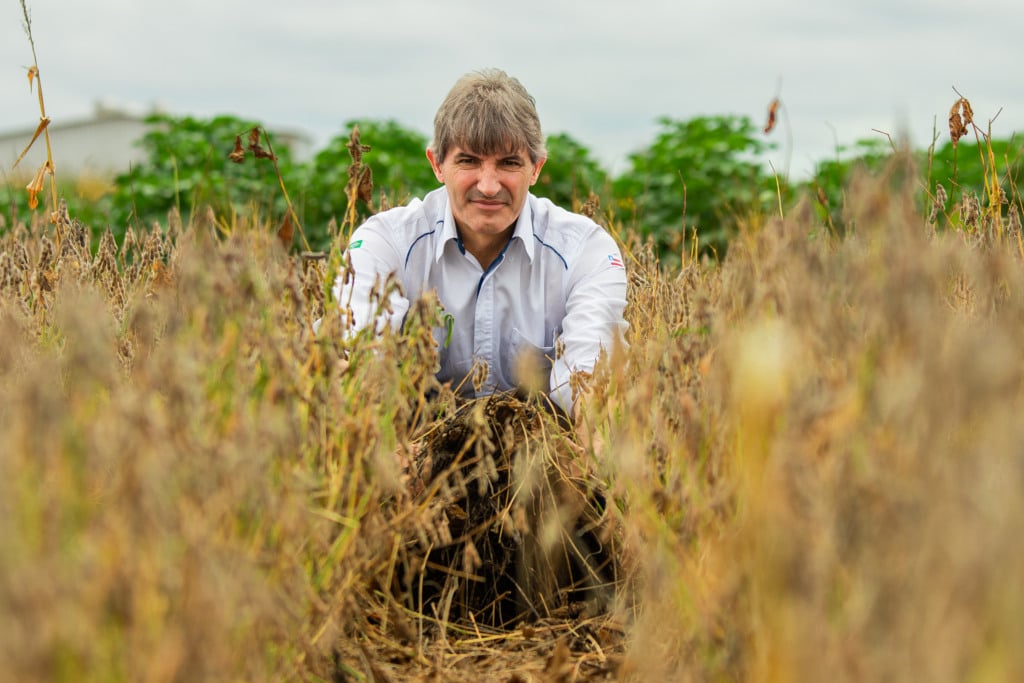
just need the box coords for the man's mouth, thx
[468,191,510,205]
[471,198,508,209]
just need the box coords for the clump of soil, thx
[398,394,619,629]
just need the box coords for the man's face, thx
[427,145,546,241]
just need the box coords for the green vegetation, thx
[611,114,776,256]
[8,109,1024,262]
[109,113,299,234]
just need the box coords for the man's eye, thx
[500,158,523,168]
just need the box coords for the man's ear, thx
[530,156,547,185]
[426,148,444,183]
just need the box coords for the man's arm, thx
[549,231,629,415]
[331,219,410,336]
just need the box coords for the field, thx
[3,154,1024,682]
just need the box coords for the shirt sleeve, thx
[549,229,629,413]
[331,218,410,336]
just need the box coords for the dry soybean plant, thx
[928,93,1024,254]
[604,161,1024,682]
[4,13,1024,675]
[13,0,60,228]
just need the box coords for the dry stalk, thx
[343,125,374,242]
[227,126,311,251]
[14,0,60,231]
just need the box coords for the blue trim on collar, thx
[475,237,515,297]
[405,229,436,268]
[533,233,569,270]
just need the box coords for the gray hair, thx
[429,69,547,164]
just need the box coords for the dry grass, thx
[3,147,1024,683]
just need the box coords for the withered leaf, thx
[13,116,50,169]
[948,97,971,146]
[763,98,780,134]
[277,212,294,249]
[346,125,371,162]
[247,128,276,160]
[228,135,246,163]
[25,161,48,210]
[251,145,277,161]
[27,65,38,90]
[357,165,373,203]
[960,98,974,126]
[816,186,829,208]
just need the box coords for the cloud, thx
[2,0,1023,180]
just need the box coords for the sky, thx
[2,0,1023,180]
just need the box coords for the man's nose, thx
[477,165,501,196]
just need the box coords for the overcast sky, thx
[2,0,1023,179]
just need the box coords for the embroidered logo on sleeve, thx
[349,239,363,249]
[607,254,624,268]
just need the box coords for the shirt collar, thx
[435,200,459,262]
[434,193,536,263]
[514,198,536,262]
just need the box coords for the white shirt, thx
[333,187,628,413]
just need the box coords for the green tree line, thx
[3,112,1022,258]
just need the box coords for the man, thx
[333,69,628,419]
